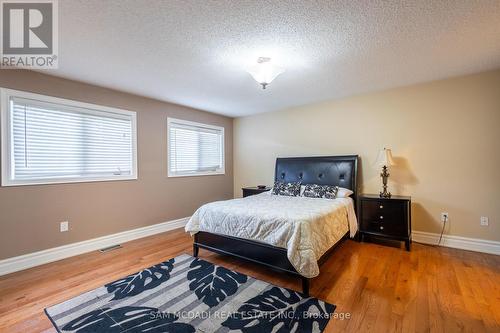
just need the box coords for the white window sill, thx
[167,171,225,178]
[1,175,138,187]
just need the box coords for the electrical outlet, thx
[60,221,69,232]
[440,212,449,223]
[480,216,489,226]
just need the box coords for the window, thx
[1,88,137,186]
[168,118,224,177]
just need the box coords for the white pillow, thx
[336,187,354,198]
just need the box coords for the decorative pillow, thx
[323,185,339,199]
[302,184,325,198]
[272,181,301,197]
[302,184,339,199]
[271,181,281,195]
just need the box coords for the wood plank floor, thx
[0,228,499,332]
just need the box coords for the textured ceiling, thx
[43,0,500,117]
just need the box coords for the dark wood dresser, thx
[242,186,271,197]
[358,194,412,251]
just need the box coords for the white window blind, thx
[1,89,137,186]
[168,118,224,177]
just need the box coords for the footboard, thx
[194,231,298,274]
[193,231,313,295]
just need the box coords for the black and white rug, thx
[45,254,335,333]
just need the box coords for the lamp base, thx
[380,165,391,198]
[379,190,392,198]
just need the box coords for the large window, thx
[0,88,137,186]
[168,118,224,177]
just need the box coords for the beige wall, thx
[0,70,233,259]
[234,70,500,241]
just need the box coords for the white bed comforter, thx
[185,192,358,278]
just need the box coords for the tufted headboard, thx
[274,155,359,201]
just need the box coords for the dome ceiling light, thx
[246,57,284,89]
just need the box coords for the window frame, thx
[0,88,138,187]
[167,117,225,178]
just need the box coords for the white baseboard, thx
[0,217,190,276]
[412,231,500,255]
[2,222,496,276]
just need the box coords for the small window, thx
[168,118,224,177]
[1,88,137,186]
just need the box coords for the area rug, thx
[45,254,335,332]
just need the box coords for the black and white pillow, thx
[272,181,301,197]
[302,184,339,199]
[323,185,339,199]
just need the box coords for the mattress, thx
[185,192,358,278]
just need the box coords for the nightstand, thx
[358,194,412,251]
[242,186,271,197]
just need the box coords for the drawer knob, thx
[380,205,384,209]
[380,215,384,219]
[380,226,384,230]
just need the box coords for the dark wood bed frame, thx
[193,155,359,296]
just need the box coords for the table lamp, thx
[375,148,395,198]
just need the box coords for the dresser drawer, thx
[361,200,404,222]
[360,219,384,234]
[360,218,407,237]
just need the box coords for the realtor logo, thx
[1,0,58,68]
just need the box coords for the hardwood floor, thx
[0,228,498,333]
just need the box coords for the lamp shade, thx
[375,148,395,167]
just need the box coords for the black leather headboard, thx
[274,155,359,200]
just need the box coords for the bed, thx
[185,155,359,296]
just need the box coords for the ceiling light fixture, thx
[247,57,284,89]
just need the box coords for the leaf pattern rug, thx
[45,254,335,333]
